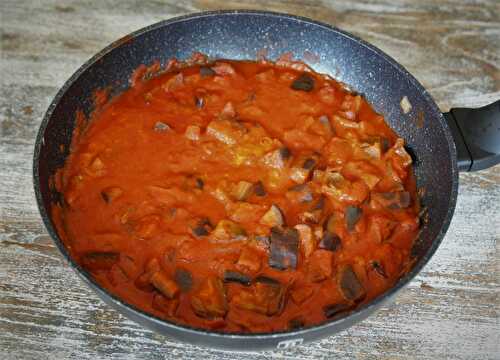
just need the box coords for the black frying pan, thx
[33,10,500,351]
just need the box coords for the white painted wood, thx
[1,1,499,359]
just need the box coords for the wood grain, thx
[1,0,499,359]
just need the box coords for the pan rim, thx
[33,9,459,342]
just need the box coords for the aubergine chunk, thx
[237,247,261,272]
[199,66,216,77]
[194,96,204,109]
[152,293,179,317]
[279,147,292,160]
[318,232,342,252]
[345,206,362,231]
[289,317,305,329]
[291,73,315,92]
[191,277,228,319]
[338,265,366,302]
[290,284,314,305]
[307,250,333,282]
[192,218,213,237]
[134,258,160,292]
[302,158,316,170]
[81,251,119,271]
[372,191,411,210]
[323,303,352,318]
[253,181,267,196]
[151,270,180,299]
[174,268,193,292]
[268,227,299,270]
[231,276,286,316]
[223,270,251,286]
[260,204,284,227]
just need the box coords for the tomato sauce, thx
[55,58,420,333]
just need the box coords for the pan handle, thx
[443,100,500,172]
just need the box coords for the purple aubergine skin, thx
[34,10,458,351]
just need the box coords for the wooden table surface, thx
[1,1,499,359]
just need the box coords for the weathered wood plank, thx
[1,0,499,359]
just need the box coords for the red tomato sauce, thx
[55,59,420,333]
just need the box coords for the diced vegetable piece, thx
[101,186,123,203]
[154,121,171,132]
[323,137,353,167]
[333,115,359,129]
[192,218,213,237]
[345,206,362,231]
[89,156,105,171]
[361,142,381,159]
[400,96,412,114]
[200,66,216,77]
[287,184,313,203]
[228,202,263,223]
[291,73,315,92]
[309,115,333,138]
[185,125,201,141]
[174,268,193,292]
[223,270,251,286]
[212,62,236,76]
[262,149,287,169]
[307,250,333,282]
[381,137,391,152]
[81,251,119,271]
[260,204,284,227]
[231,276,286,316]
[360,173,381,190]
[323,303,351,318]
[231,181,254,201]
[152,294,179,317]
[194,95,204,109]
[290,285,314,305]
[212,219,247,242]
[324,214,336,233]
[367,216,398,243]
[299,210,322,224]
[163,73,184,91]
[254,181,267,196]
[269,227,299,270]
[386,138,413,169]
[195,178,204,189]
[290,167,310,184]
[237,247,261,272]
[294,224,315,258]
[135,272,155,292]
[151,271,180,299]
[371,260,388,278]
[338,265,366,302]
[318,232,341,252]
[303,158,316,170]
[279,147,291,160]
[206,120,238,145]
[119,255,139,279]
[191,277,228,319]
[221,102,236,119]
[372,191,411,210]
[289,317,305,329]
[254,275,280,285]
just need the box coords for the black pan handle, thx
[444,100,500,172]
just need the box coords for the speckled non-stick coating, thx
[34,10,458,350]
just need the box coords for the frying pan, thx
[33,10,500,351]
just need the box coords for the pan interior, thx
[35,11,458,336]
